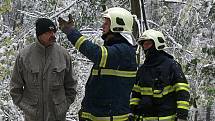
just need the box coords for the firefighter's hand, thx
[128,113,135,121]
[58,14,74,34]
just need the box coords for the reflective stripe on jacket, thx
[67,29,138,119]
[130,52,190,120]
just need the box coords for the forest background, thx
[0,0,215,120]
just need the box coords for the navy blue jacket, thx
[66,29,137,120]
[130,51,190,120]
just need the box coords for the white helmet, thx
[102,7,135,45]
[138,29,166,50]
[102,7,133,33]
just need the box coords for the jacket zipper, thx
[42,48,46,120]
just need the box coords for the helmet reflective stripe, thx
[138,29,167,50]
[102,7,133,33]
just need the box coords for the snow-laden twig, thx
[15,0,78,43]
[14,27,34,43]
[165,47,193,54]
[146,20,194,55]
[49,0,78,19]
[146,20,204,56]
[110,0,117,7]
[34,11,47,16]
[1,25,13,33]
[203,62,215,68]
[17,10,38,18]
[147,20,182,48]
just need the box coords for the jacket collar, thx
[35,39,54,51]
[102,32,130,46]
[144,51,173,67]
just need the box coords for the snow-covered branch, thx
[17,10,38,18]
[1,25,13,33]
[49,0,78,19]
[147,20,183,48]
[203,62,215,68]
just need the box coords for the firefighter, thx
[58,7,138,121]
[130,29,190,121]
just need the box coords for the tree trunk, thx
[206,106,211,121]
[130,0,141,40]
[12,0,22,31]
[194,110,198,121]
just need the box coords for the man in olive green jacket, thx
[10,18,77,121]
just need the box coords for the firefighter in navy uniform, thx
[58,7,138,121]
[130,29,190,121]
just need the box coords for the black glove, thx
[58,14,74,34]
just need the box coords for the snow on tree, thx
[0,0,214,120]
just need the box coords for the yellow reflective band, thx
[154,89,162,93]
[175,87,189,92]
[140,87,153,95]
[130,98,141,105]
[174,83,189,87]
[99,46,108,68]
[159,114,176,121]
[177,101,190,110]
[144,117,158,120]
[92,69,137,77]
[132,84,141,92]
[113,114,129,121]
[153,93,163,98]
[92,69,98,76]
[81,112,110,121]
[143,115,176,121]
[174,83,190,92]
[162,85,175,95]
[137,85,175,98]
[81,112,129,121]
[75,36,86,50]
[153,85,175,98]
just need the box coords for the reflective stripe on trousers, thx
[134,114,176,121]
[80,112,129,121]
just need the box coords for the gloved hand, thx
[58,14,74,34]
[128,113,135,121]
[128,113,141,121]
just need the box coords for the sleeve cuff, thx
[177,108,188,119]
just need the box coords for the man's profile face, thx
[142,40,154,50]
[102,17,111,35]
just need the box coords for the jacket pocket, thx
[51,64,66,86]
[52,87,70,120]
[26,67,40,87]
[19,97,38,119]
